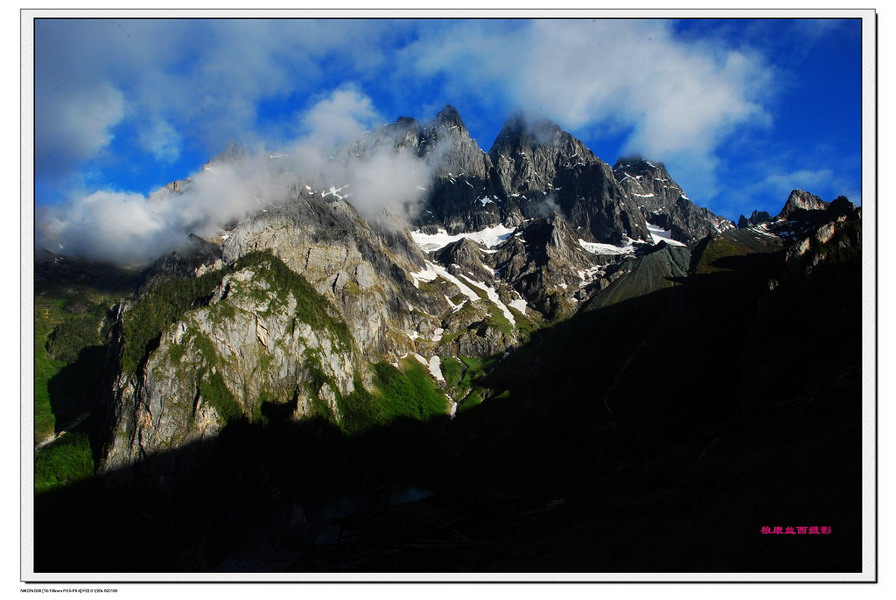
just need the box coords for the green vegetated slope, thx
[34,297,67,442]
[33,264,137,490]
[35,247,456,494]
[34,432,94,494]
[299,358,449,435]
[440,354,495,412]
[119,268,224,375]
[584,243,691,310]
[33,298,109,491]
[371,360,448,421]
[35,293,114,441]
[332,359,450,434]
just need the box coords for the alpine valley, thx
[33,107,863,574]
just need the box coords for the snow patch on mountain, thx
[646,223,687,246]
[508,296,529,314]
[411,224,516,253]
[409,265,439,287]
[578,238,636,255]
[427,356,445,382]
[459,274,516,326]
[577,266,604,286]
[412,261,482,305]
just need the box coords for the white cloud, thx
[138,118,183,163]
[39,88,436,264]
[348,150,431,224]
[300,86,382,146]
[408,19,771,196]
[34,19,403,180]
[36,19,774,193]
[39,151,298,266]
[35,82,125,177]
[763,168,835,196]
[39,190,178,265]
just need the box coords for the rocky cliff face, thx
[393,110,678,246]
[492,216,618,318]
[777,189,830,220]
[220,188,438,359]
[138,234,223,292]
[103,251,365,473]
[613,157,734,245]
[737,210,772,229]
[489,116,651,244]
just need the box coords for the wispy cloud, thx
[36,19,773,185]
[138,118,183,163]
[39,189,184,265]
[38,88,435,264]
[712,161,859,220]
[34,19,404,182]
[407,20,771,171]
[762,169,835,196]
[300,86,382,146]
[35,80,125,178]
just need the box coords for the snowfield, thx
[411,224,516,253]
[410,261,519,326]
[508,297,528,314]
[646,223,687,246]
[577,238,636,255]
[459,274,516,326]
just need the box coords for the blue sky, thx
[33,17,864,259]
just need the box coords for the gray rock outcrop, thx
[613,157,734,245]
[777,189,829,220]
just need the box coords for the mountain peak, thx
[737,210,773,228]
[778,189,829,220]
[394,115,419,128]
[435,105,466,130]
[204,140,247,169]
[498,112,526,134]
[493,113,563,147]
[613,156,667,174]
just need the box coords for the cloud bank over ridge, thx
[39,87,435,265]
